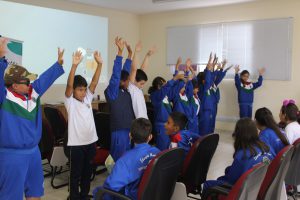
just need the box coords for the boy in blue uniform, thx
[93,118,160,200]
[234,65,265,118]
[0,38,65,200]
[164,112,199,155]
[255,107,289,155]
[104,37,135,161]
[198,53,216,136]
[203,118,274,193]
[65,49,103,200]
[148,73,184,150]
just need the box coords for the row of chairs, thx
[95,133,220,200]
[95,135,300,200]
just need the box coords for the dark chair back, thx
[258,145,294,200]
[285,138,300,186]
[138,148,185,200]
[43,106,67,143]
[39,118,55,162]
[181,133,219,194]
[94,112,111,150]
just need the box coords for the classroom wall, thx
[4,0,140,103]
[139,0,300,131]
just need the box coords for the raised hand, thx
[135,41,142,53]
[186,58,192,67]
[0,38,8,58]
[115,36,125,55]
[58,47,65,66]
[173,73,185,81]
[216,63,222,70]
[258,67,265,76]
[147,46,156,57]
[224,64,234,72]
[206,52,215,71]
[94,51,103,64]
[72,50,83,66]
[221,59,227,69]
[125,41,133,59]
[234,65,240,74]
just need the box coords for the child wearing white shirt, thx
[64,50,102,200]
[279,99,300,144]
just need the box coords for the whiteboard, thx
[167,18,293,80]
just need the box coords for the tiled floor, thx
[41,130,234,200]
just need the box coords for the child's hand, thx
[0,38,8,58]
[135,41,142,53]
[125,42,132,57]
[225,64,234,72]
[115,37,125,53]
[58,47,65,66]
[221,59,227,69]
[72,50,83,66]
[173,73,185,81]
[186,58,192,67]
[147,46,156,57]
[216,63,222,70]
[258,67,265,75]
[94,51,103,64]
[206,52,214,71]
[234,65,240,74]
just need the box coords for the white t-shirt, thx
[285,121,300,144]
[64,89,98,146]
[128,82,148,119]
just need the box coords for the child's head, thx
[233,118,270,156]
[280,100,300,124]
[120,70,130,89]
[255,107,289,146]
[197,71,205,86]
[130,118,153,144]
[192,79,199,95]
[4,64,37,95]
[165,112,188,135]
[240,70,250,83]
[135,69,148,89]
[73,75,88,102]
[148,76,166,94]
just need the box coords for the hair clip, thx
[283,99,296,107]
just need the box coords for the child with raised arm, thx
[104,37,135,161]
[65,49,102,200]
[0,37,65,200]
[129,42,155,119]
[235,65,265,118]
[148,73,184,150]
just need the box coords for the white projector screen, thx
[0,1,108,84]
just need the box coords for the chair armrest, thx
[94,187,132,200]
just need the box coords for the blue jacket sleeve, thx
[105,56,123,101]
[222,156,245,185]
[203,69,212,93]
[185,80,194,99]
[234,74,241,89]
[122,58,132,73]
[169,80,185,102]
[151,79,175,105]
[214,69,226,86]
[253,75,263,90]
[103,159,131,193]
[0,57,8,104]
[173,70,179,76]
[31,62,64,96]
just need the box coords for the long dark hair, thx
[148,76,166,94]
[281,103,300,124]
[255,107,289,145]
[233,118,270,158]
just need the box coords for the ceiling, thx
[67,0,258,14]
